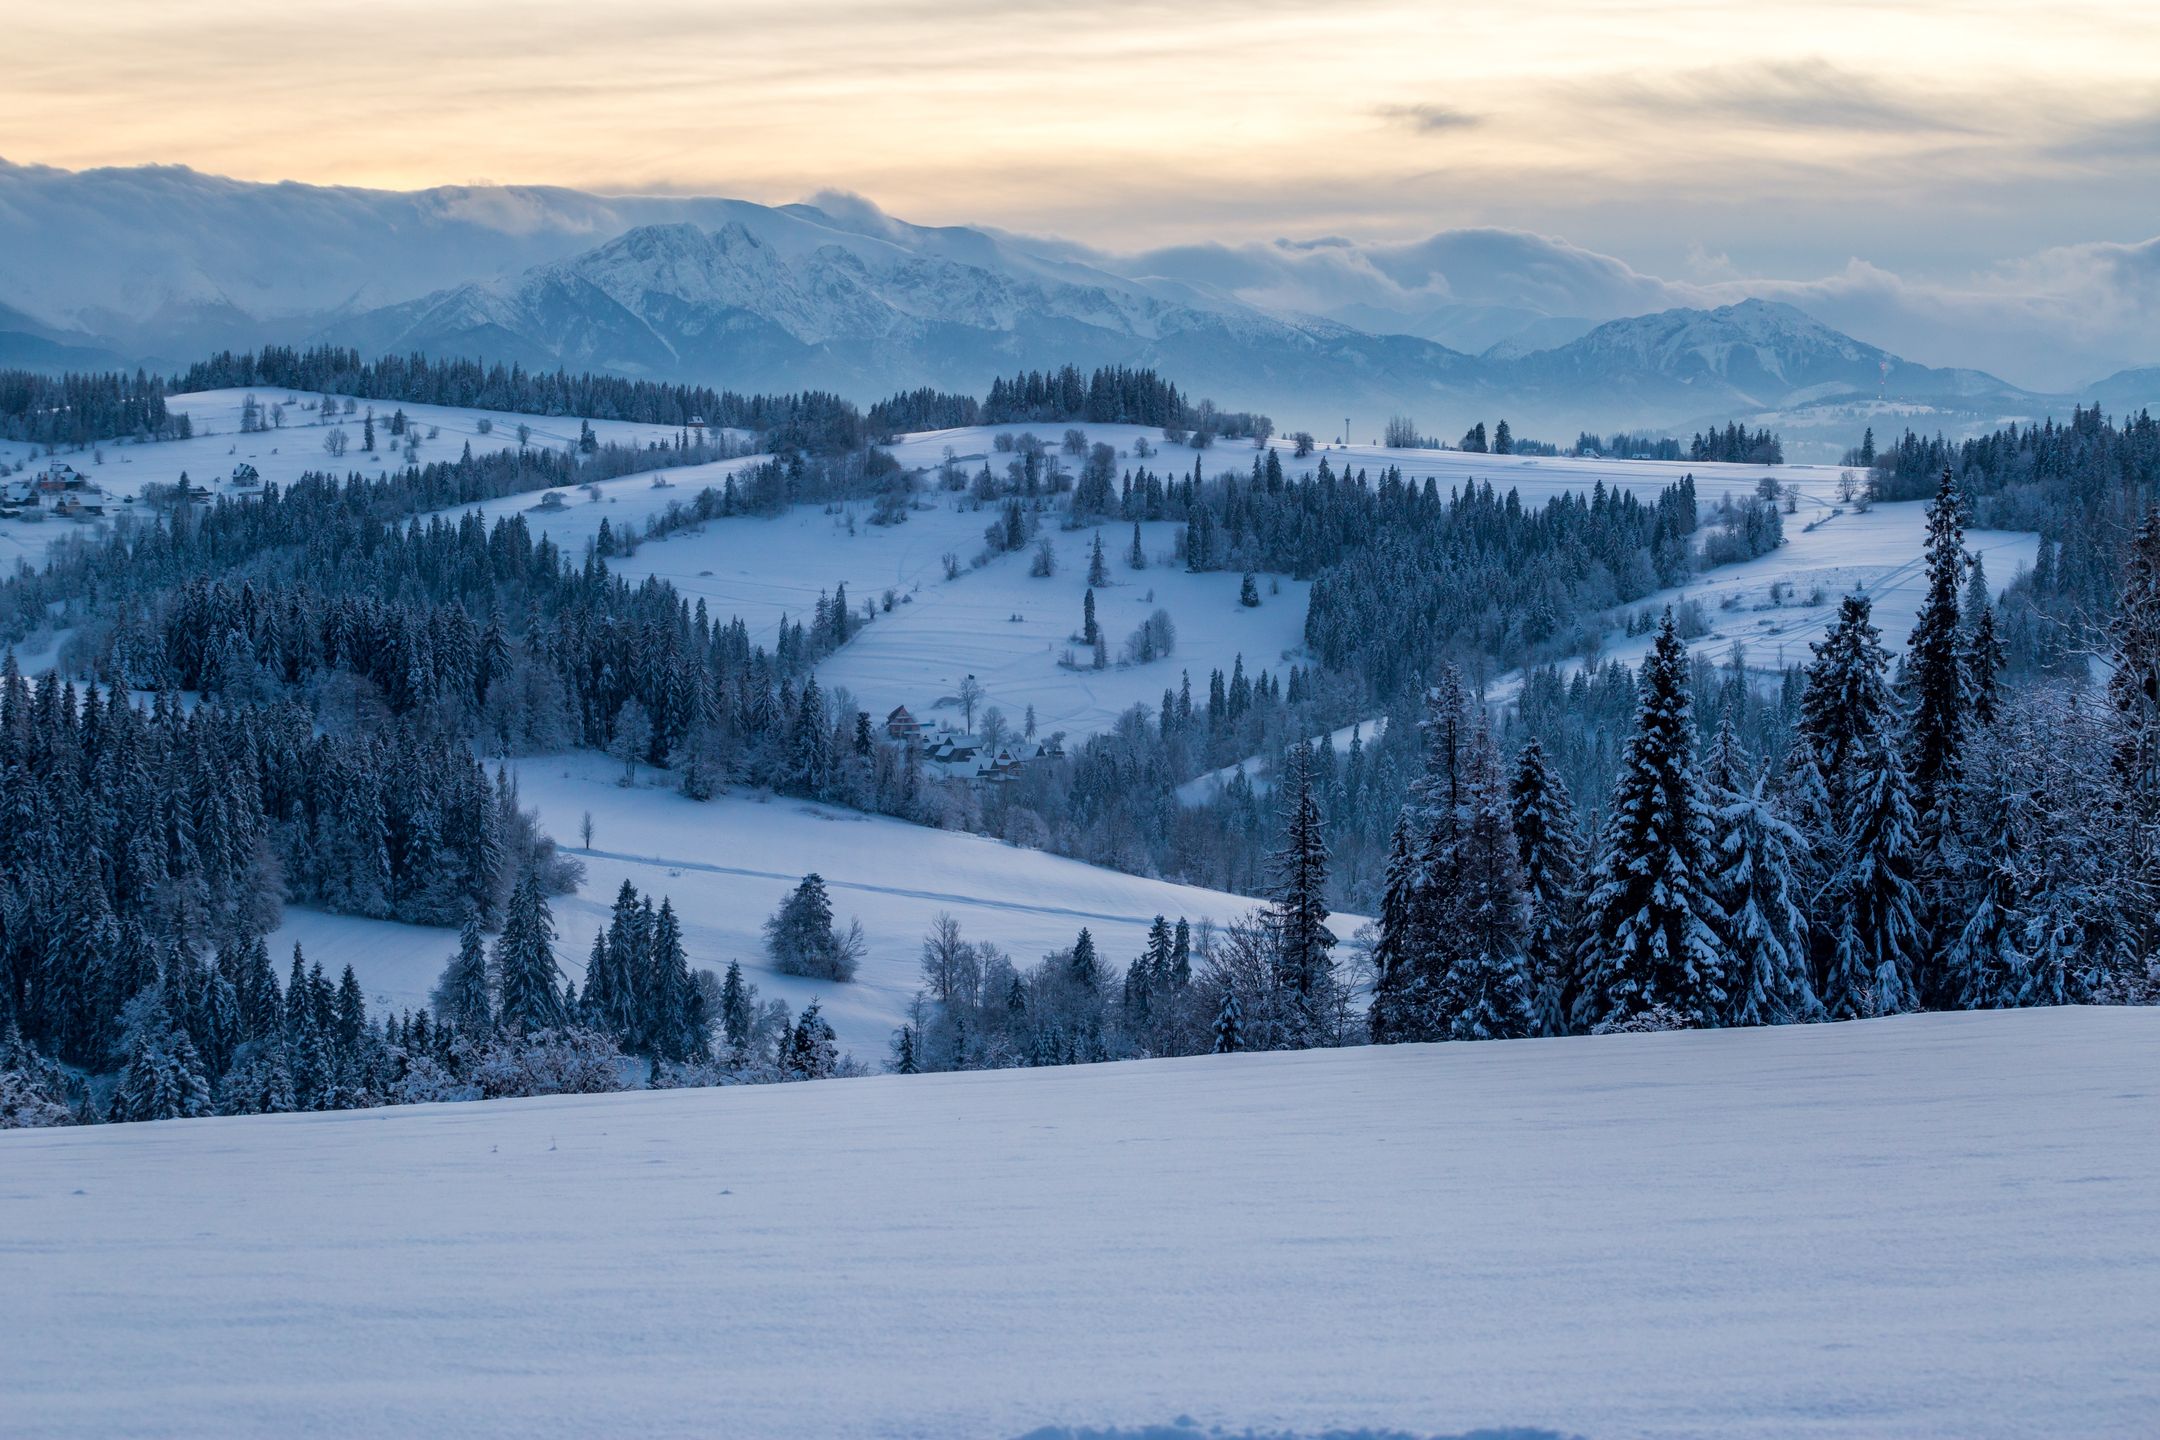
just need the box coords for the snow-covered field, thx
[7,1006,2155,1439]
[274,751,1320,1061]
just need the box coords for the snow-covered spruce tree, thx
[1712,776,1822,1026]
[1371,670,1479,1041]
[1449,724,1533,1040]
[1511,739,1587,1037]
[2108,509,2160,972]
[1905,467,1970,817]
[1796,593,1919,1016]
[1945,799,2027,1009]
[1577,613,1727,1029]
[764,874,861,982]
[1366,812,1423,1043]
[1821,717,1925,1019]
[1963,603,2007,727]
[789,674,834,798]
[1212,988,1243,1053]
[1798,593,1899,819]
[1903,467,1970,1001]
[586,880,647,1047]
[787,1000,839,1079]
[1068,927,1100,988]
[1265,741,1337,1004]
[108,982,213,1123]
[720,960,753,1056]
[493,871,566,1033]
[647,898,704,1062]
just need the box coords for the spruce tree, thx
[1712,778,1820,1026]
[787,1000,837,1079]
[1212,989,1243,1053]
[1821,721,1925,1018]
[1903,467,1969,1001]
[648,899,695,1060]
[720,960,752,1056]
[1963,604,2006,726]
[1511,739,1586,1036]
[1069,928,1100,988]
[494,871,565,1033]
[1448,724,1531,1040]
[2108,509,2160,810]
[432,910,493,1034]
[1578,613,1726,1028]
[1367,814,1421,1043]
[1946,802,2027,1009]
[1141,915,1174,989]
[1265,742,1336,1000]
[790,675,834,797]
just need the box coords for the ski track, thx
[579,846,1210,930]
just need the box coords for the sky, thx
[7,0,2158,277]
[3,1,2158,388]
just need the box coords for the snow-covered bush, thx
[0,1031,75,1129]
[1590,1004,1692,1035]
[1123,609,1177,664]
[388,1054,474,1105]
[0,1069,72,1129]
[473,1027,626,1099]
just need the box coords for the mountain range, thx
[2,160,2153,456]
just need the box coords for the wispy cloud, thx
[2047,109,2160,161]
[1373,103,1483,135]
[1586,59,1980,134]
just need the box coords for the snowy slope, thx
[6,1007,2156,1439]
[273,753,1320,1061]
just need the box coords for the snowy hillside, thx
[0,387,699,567]
[1564,495,2040,683]
[276,752,1317,1062]
[6,1007,2155,1439]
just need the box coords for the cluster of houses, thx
[884,705,1064,785]
[1,462,105,521]
[1,460,275,523]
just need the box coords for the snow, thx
[278,751,1329,1061]
[7,1006,2156,1439]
